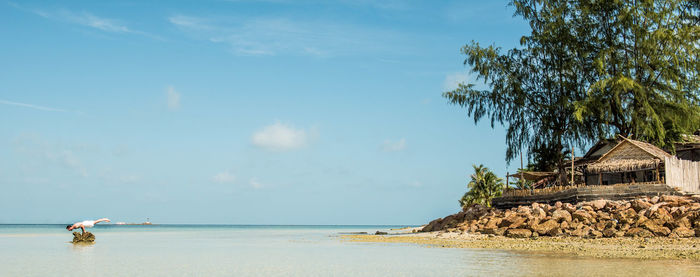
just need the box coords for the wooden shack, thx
[585,137,670,185]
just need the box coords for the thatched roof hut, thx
[587,136,671,174]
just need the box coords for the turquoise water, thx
[1,225,699,276]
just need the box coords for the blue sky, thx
[0,0,531,224]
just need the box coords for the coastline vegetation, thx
[444,0,699,174]
[459,165,504,208]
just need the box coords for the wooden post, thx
[520,151,524,189]
[655,167,660,183]
[598,173,602,185]
[506,171,509,190]
[571,146,575,185]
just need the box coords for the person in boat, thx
[66,218,110,233]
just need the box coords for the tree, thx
[445,0,700,171]
[573,0,700,148]
[459,164,504,208]
[445,0,600,174]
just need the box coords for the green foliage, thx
[573,0,700,148]
[445,0,700,168]
[459,164,504,208]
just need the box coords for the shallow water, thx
[1,225,698,276]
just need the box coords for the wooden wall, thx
[665,157,700,194]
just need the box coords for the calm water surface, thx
[1,225,698,276]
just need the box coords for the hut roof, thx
[507,171,555,181]
[587,136,671,174]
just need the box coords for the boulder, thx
[650,196,660,204]
[640,221,671,236]
[631,199,652,212]
[669,227,695,238]
[589,230,604,238]
[647,206,673,225]
[560,221,570,230]
[572,210,593,224]
[602,228,619,238]
[661,195,690,206]
[669,216,692,229]
[72,232,95,243]
[596,211,612,221]
[590,199,607,210]
[594,221,607,232]
[570,226,591,237]
[563,203,576,213]
[614,208,637,225]
[499,215,525,228]
[532,207,547,219]
[551,209,572,223]
[625,227,654,238]
[532,219,559,235]
[506,228,532,238]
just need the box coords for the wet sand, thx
[342,231,700,260]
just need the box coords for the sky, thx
[0,0,531,225]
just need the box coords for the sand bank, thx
[342,231,700,260]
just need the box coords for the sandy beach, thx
[343,230,700,260]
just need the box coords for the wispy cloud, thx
[212,171,236,184]
[382,138,407,152]
[167,86,181,110]
[168,15,411,57]
[251,122,315,151]
[0,99,67,112]
[249,177,264,189]
[13,133,89,178]
[10,2,154,38]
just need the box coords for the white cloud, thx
[249,177,264,189]
[442,71,472,91]
[10,3,156,38]
[0,99,67,112]
[251,122,312,151]
[13,134,88,177]
[168,15,412,57]
[382,138,407,152]
[167,86,181,110]
[212,171,236,184]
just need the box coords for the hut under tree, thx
[585,136,670,186]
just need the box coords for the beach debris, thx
[375,231,388,235]
[72,232,95,243]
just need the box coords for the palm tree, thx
[459,164,504,208]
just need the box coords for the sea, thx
[0,224,698,276]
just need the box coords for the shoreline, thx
[342,231,700,260]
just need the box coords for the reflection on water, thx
[70,241,95,251]
[0,225,699,276]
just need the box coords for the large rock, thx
[572,210,593,224]
[647,206,673,225]
[72,232,95,243]
[570,226,591,237]
[499,215,525,228]
[641,221,671,236]
[631,199,652,212]
[551,209,572,223]
[506,228,532,238]
[590,199,608,210]
[625,227,654,238]
[614,208,637,225]
[532,219,559,235]
[670,227,695,238]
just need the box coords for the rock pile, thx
[421,195,700,238]
[72,231,95,243]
